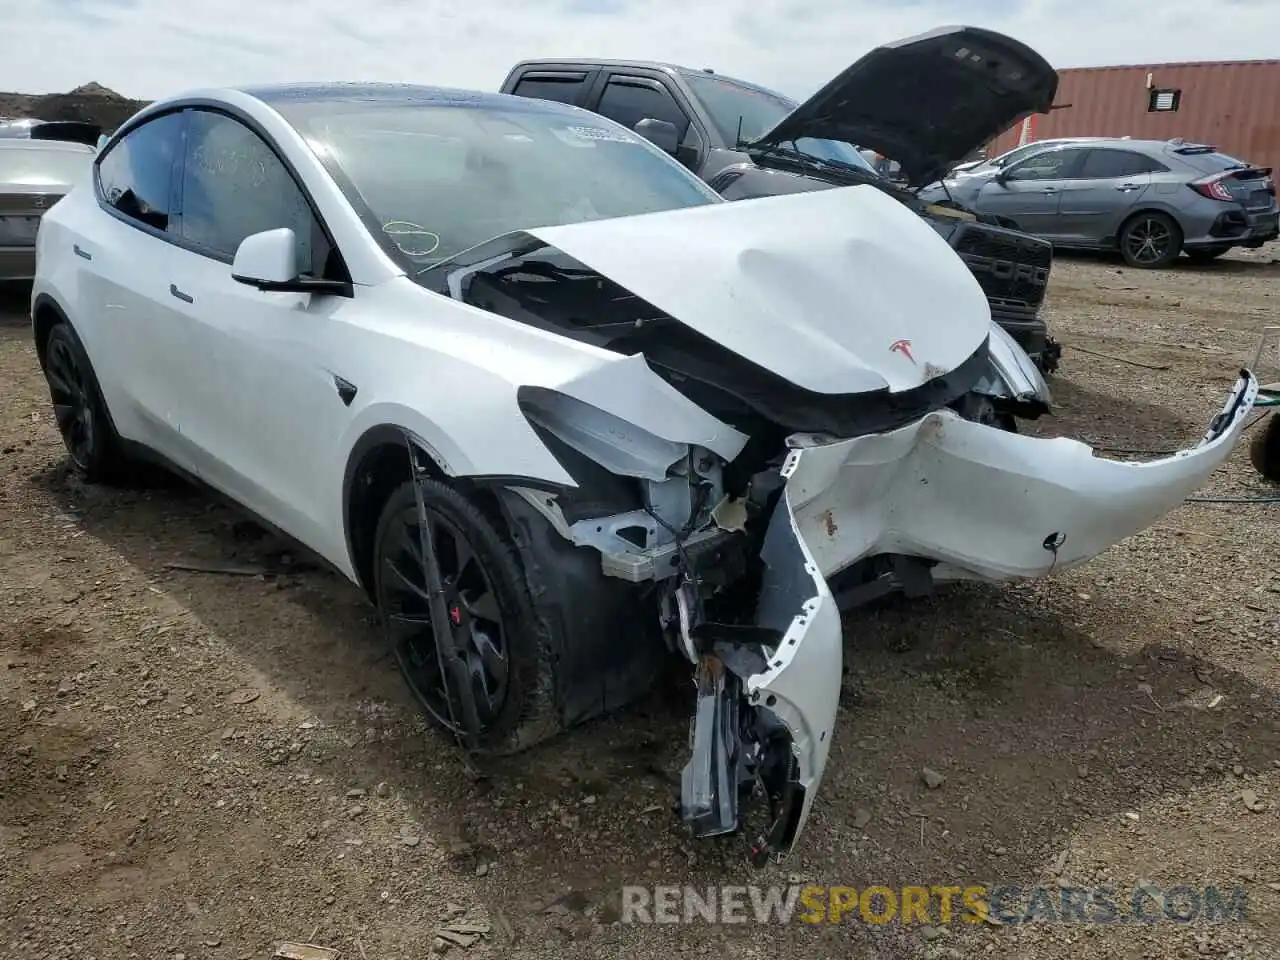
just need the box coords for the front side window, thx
[1005,147,1086,181]
[178,110,321,273]
[96,111,186,231]
[274,99,720,270]
[596,79,690,140]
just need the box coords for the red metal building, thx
[985,59,1280,173]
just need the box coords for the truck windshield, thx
[682,71,878,174]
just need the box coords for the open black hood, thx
[748,26,1058,187]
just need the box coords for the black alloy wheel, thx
[371,477,554,753]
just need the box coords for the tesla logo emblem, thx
[889,339,916,364]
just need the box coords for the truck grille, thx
[950,223,1053,311]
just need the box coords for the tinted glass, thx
[993,142,1057,168]
[512,75,586,105]
[597,79,690,139]
[1006,148,1085,181]
[96,111,185,231]
[277,100,719,268]
[1175,149,1251,174]
[1079,149,1159,179]
[178,110,319,272]
[681,72,877,173]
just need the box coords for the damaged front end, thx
[422,207,1014,864]
[420,184,1254,865]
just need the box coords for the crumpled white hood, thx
[527,185,991,395]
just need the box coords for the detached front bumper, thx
[787,370,1256,582]
[727,370,1255,862]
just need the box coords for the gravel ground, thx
[4,250,1280,960]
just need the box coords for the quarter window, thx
[178,110,323,274]
[95,111,186,232]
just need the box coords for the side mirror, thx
[231,228,349,295]
[633,118,679,155]
[994,169,1011,185]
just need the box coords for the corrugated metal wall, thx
[985,59,1280,172]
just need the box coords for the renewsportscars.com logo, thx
[621,884,1249,926]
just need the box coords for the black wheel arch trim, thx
[340,422,571,591]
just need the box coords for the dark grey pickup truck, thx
[500,26,1062,372]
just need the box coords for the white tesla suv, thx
[30,82,1257,864]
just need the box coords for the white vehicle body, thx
[31,82,1256,864]
[0,138,94,280]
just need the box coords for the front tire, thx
[1119,212,1183,269]
[371,478,555,754]
[41,322,131,483]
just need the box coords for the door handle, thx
[1041,186,1058,193]
[169,283,194,304]
[73,244,92,261]
[1115,183,1139,191]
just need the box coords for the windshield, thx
[278,99,721,267]
[681,72,878,174]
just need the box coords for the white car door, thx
[74,110,201,470]
[159,108,361,558]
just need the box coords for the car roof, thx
[234,81,568,113]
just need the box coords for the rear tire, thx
[41,321,131,483]
[371,478,557,755]
[1184,246,1231,263]
[1119,211,1183,269]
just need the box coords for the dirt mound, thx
[0,82,148,134]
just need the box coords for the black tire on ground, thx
[1119,211,1183,269]
[42,321,131,483]
[1184,246,1231,263]
[371,477,556,755]
[1250,415,1280,484]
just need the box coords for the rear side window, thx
[596,78,690,140]
[511,72,588,106]
[177,109,323,273]
[1078,149,1163,178]
[96,111,186,232]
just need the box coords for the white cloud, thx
[5,0,1279,100]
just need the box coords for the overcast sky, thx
[6,0,1279,100]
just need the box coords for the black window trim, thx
[93,99,353,295]
[510,69,595,107]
